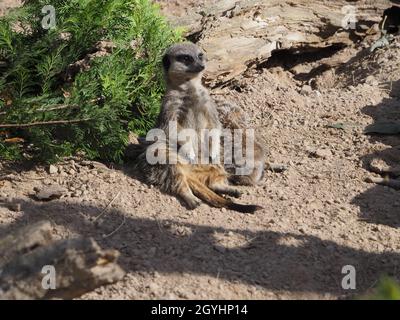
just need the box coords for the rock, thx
[313,149,332,159]
[365,75,378,86]
[48,165,58,175]
[213,245,226,253]
[369,236,378,242]
[71,190,83,198]
[0,224,125,300]
[35,185,66,201]
[148,283,160,294]
[300,85,313,95]
[371,226,381,232]
[80,160,107,170]
[267,163,288,173]
[299,228,306,234]
[8,203,21,212]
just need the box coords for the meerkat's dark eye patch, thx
[162,54,171,71]
[176,54,194,64]
[198,53,204,60]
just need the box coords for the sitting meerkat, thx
[135,42,262,213]
[215,99,265,186]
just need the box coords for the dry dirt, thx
[154,0,216,16]
[1,0,400,300]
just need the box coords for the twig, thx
[152,212,166,235]
[0,104,78,116]
[216,268,221,281]
[36,104,78,112]
[381,15,388,32]
[102,215,126,238]
[266,162,288,173]
[0,118,92,128]
[365,176,400,190]
[92,191,121,223]
[366,278,379,292]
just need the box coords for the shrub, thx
[0,0,181,163]
[362,277,400,300]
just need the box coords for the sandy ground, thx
[154,0,217,16]
[1,0,400,300]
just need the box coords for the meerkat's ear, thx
[162,54,171,71]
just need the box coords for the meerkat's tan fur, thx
[216,100,265,186]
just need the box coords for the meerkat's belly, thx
[181,93,212,131]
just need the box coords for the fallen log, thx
[167,0,389,87]
[0,221,54,267]
[0,221,125,300]
[365,176,400,190]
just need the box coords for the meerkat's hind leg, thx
[209,183,242,198]
[173,168,202,210]
[178,183,202,209]
[191,164,242,198]
[187,177,261,213]
[228,175,256,186]
[206,168,242,198]
[228,161,265,186]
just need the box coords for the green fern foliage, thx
[0,0,181,163]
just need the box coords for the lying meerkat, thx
[134,42,262,213]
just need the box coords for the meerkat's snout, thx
[189,61,205,73]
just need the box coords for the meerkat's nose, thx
[197,64,205,72]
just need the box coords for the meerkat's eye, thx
[198,53,204,60]
[176,54,194,64]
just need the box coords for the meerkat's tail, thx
[187,178,262,214]
[227,202,263,214]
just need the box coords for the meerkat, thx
[216,99,265,186]
[156,42,221,163]
[134,42,262,213]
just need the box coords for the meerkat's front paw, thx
[185,197,202,210]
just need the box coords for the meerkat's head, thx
[162,42,206,84]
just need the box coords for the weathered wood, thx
[168,0,391,86]
[0,221,54,267]
[0,221,125,300]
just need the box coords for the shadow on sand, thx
[352,79,400,228]
[0,196,398,297]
